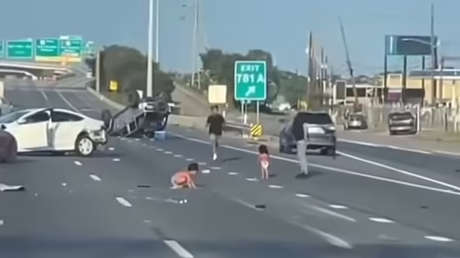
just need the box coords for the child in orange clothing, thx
[171,163,199,189]
[258,145,270,180]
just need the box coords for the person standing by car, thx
[292,112,309,178]
[206,105,225,160]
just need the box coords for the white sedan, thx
[0,108,107,156]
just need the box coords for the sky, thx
[0,0,459,76]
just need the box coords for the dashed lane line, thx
[329,204,348,210]
[308,205,356,223]
[268,184,283,189]
[163,240,194,258]
[74,161,83,166]
[115,197,132,208]
[424,235,454,242]
[89,174,102,182]
[295,193,311,198]
[369,217,394,224]
[112,158,121,162]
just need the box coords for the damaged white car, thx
[0,108,107,157]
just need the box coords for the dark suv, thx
[279,112,336,155]
[388,111,417,135]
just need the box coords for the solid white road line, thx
[112,158,121,162]
[309,205,356,223]
[163,240,194,258]
[89,174,102,182]
[40,90,49,104]
[435,150,460,157]
[424,235,454,242]
[74,161,83,166]
[329,204,348,210]
[56,91,80,112]
[337,151,460,192]
[291,221,353,249]
[369,217,394,224]
[172,132,460,197]
[339,139,381,147]
[115,197,132,207]
[339,139,432,154]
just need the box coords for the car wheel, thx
[75,134,95,157]
[157,115,169,131]
[327,147,336,156]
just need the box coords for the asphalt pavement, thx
[1,80,460,257]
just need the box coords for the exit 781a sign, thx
[234,60,267,101]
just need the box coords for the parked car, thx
[279,112,336,155]
[388,111,417,135]
[344,113,368,130]
[0,108,107,156]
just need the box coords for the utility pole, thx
[431,3,436,104]
[190,0,198,89]
[307,31,315,110]
[147,0,154,97]
[339,17,358,111]
[155,0,160,64]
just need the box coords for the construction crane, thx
[339,17,359,111]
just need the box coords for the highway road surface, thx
[1,81,460,258]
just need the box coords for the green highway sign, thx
[36,38,59,57]
[59,36,83,57]
[234,60,267,101]
[7,39,33,59]
[0,41,4,58]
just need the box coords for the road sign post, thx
[7,39,33,59]
[234,60,267,126]
[35,38,60,62]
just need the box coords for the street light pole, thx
[147,0,154,97]
[155,0,160,63]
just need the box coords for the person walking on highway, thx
[292,113,309,178]
[170,163,199,189]
[206,105,225,161]
[258,144,270,180]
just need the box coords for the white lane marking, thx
[108,147,115,151]
[89,174,102,182]
[135,138,141,142]
[112,158,121,162]
[174,154,183,158]
[329,204,349,210]
[295,193,311,198]
[172,132,460,197]
[210,166,221,170]
[291,221,353,249]
[245,177,259,182]
[116,197,132,207]
[157,148,164,151]
[164,151,173,155]
[144,219,152,224]
[0,220,3,226]
[61,182,67,187]
[56,91,79,112]
[74,161,83,166]
[40,90,49,103]
[340,139,432,154]
[233,198,264,211]
[369,217,394,224]
[435,150,460,157]
[387,145,431,154]
[268,184,284,189]
[424,236,454,242]
[198,162,207,166]
[228,172,239,176]
[201,169,211,174]
[338,151,460,192]
[339,139,381,147]
[163,240,194,258]
[309,205,356,223]
[186,158,195,162]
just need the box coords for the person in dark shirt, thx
[292,112,309,177]
[206,105,225,160]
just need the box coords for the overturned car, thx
[102,92,170,138]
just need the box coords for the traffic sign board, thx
[7,39,33,59]
[59,36,83,57]
[35,38,60,61]
[0,41,4,58]
[234,60,267,101]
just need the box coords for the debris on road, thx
[0,183,25,192]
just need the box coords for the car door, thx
[50,110,84,150]
[15,110,50,150]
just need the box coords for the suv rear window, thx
[390,113,413,120]
[297,113,333,124]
